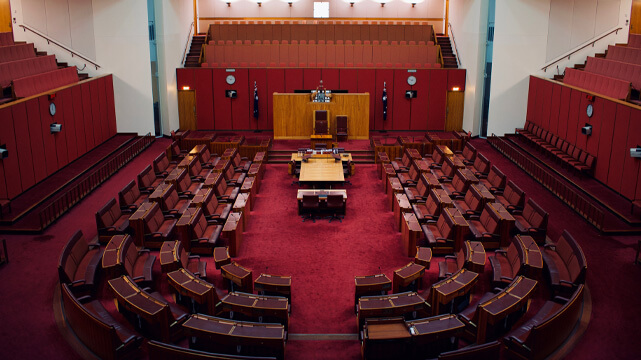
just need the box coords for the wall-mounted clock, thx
[226,74,236,85]
[407,75,417,86]
[49,102,56,116]
[586,104,593,118]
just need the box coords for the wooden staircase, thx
[436,35,458,69]
[184,34,206,68]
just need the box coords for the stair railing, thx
[182,22,195,67]
[541,27,622,72]
[19,24,100,70]
[448,23,461,67]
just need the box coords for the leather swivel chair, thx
[301,195,320,223]
[326,194,345,223]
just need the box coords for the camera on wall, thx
[581,124,592,136]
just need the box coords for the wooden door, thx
[0,0,11,32]
[178,90,197,130]
[632,0,641,35]
[445,91,465,131]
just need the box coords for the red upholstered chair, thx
[479,165,506,194]
[455,142,477,166]
[391,149,412,173]
[195,188,232,224]
[96,198,132,243]
[174,241,206,279]
[431,156,459,182]
[336,115,348,141]
[423,146,446,169]
[542,230,587,295]
[420,208,468,254]
[168,141,188,162]
[120,235,156,286]
[453,185,485,219]
[137,165,163,194]
[467,203,501,248]
[469,153,491,178]
[494,180,526,214]
[489,238,524,288]
[211,172,239,203]
[190,207,222,255]
[175,168,202,198]
[142,202,177,248]
[58,230,103,295]
[404,174,430,203]
[397,162,420,187]
[438,247,465,280]
[188,158,213,182]
[513,199,549,244]
[326,194,346,223]
[230,150,252,173]
[159,184,191,217]
[198,148,220,169]
[223,159,246,187]
[153,152,177,178]
[118,180,148,211]
[441,169,473,199]
[301,195,320,222]
[412,189,445,223]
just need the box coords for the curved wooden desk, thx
[219,292,290,330]
[357,291,429,332]
[429,268,478,315]
[167,268,219,315]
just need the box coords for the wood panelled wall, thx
[176,67,466,132]
[526,75,641,201]
[0,75,117,200]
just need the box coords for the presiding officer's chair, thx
[336,115,348,141]
[314,110,329,135]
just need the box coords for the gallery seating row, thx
[584,56,641,91]
[202,41,441,69]
[0,43,35,64]
[563,67,630,100]
[0,31,14,46]
[12,66,78,98]
[518,121,596,175]
[606,44,641,66]
[208,22,434,44]
[0,54,58,88]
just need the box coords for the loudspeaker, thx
[0,146,7,159]
[631,148,641,158]
[50,123,62,133]
[581,124,592,136]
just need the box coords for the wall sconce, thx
[226,2,230,6]
[257,2,262,6]
[288,2,292,6]
[182,86,190,90]
[381,2,385,7]
[412,3,416,7]
[350,2,354,6]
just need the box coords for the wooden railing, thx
[488,135,605,231]
[19,24,101,70]
[38,134,155,229]
[448,23,461,67]
[181,22,195,67]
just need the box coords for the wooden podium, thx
[272,93,369,139]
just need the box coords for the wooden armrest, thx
[76,295,92,303]
[188,255,200,259]
[70,279,85,285]
[132,276,145,281]
[559,280,576,286]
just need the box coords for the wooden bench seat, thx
[541,230,587,295]
[58,230,103,294]
[12,66,78,98]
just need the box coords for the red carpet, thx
[0,137,639,359]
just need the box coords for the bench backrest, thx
[58,230,89,284]
[555,230,587,285]
[118,180,141,207]
[0,43,35,63]
[12,66,78,98]
[96,198,122,229]
[585,56,641,90]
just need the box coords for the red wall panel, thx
[26,98,46,183]
[375,69,394,131]
[38,96,60,175]
[284,69,304,92]
[557,86,571,139]
[594,100,616,181]
[266,69,285,130]
[213,69,232,130]
[409,69,430,130]
[303,68,321,90]
[540,81,553,130]
[71,85,87,155]
[0,108,21,199]
[532,78,546,126]
[89,80,103,145]
[357,69,376,131]
[607,104,630,192]
[248,68,268,130]
[176,68,196,90]
[321,69,340,89]
[195,69,214,129]
[426,69,447,131]
[392,69,410,130]
[230,68,250,130]
[11,103,34,192]
[98,77,110,141]
[526,76,538,123]
[59,87,77,163]
[339,69,358,93]
[105,75,117,136]
[548,84,562,135]
[585,98,603,156]
[621,108,641,200]
[447,69,466,91]
[81,83,95,149]
[566,90,582,145]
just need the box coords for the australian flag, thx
[253,81,259,119]
[382,82,388,121]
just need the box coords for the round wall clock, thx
[49,102,56,116]
[407,75,417,86]
[226,74,236,85]
[586,104,593,118]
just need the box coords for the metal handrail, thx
[448,23,461,67]
[541,27,622,72]
[19,24,100,70]
[182,22,195,66]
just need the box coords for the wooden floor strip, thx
[289,333,359,341]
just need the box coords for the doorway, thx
[632,0,641,34]
[178,90,197,130]
[0,0,11,33]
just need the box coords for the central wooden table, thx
[292,153,351,183]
